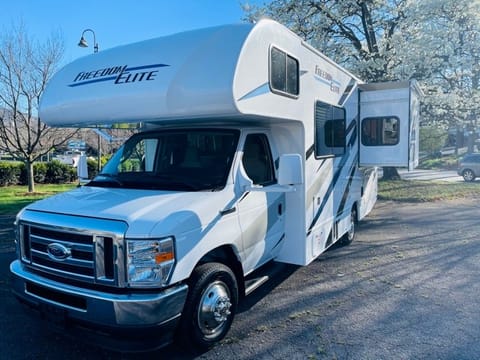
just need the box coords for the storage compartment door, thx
[359,81,420,170]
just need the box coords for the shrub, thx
[87,158,98,178]
[19,162,49,185]
[67,166,77,182]
[34,162,47,183]
[419,155,459,170]
[45,160,77,184]
[0,162,22,186]
[1,160,78,186]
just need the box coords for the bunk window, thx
[270,47,299,96]
[314,101,346,157]
[361,117,399,146]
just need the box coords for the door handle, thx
[219,207,236,216]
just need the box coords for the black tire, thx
[340,206,357,246]
[462,169,476,182]
[178,262,238,350]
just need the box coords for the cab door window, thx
[242,134,275,185]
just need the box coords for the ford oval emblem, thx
[47,243,71,261]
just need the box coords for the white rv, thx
[10,19,421,350]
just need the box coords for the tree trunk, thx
[382,166,400,180]
[26,160,35,193]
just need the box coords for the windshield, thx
[87,129,240,191]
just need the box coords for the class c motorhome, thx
[10,19,421,350]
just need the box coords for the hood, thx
[26,186,226,237]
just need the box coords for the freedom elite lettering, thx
[69,63,168,87]
[115,69,157,84]
[314,65,340,94]
[73,65,128,82]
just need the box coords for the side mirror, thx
[278,154,303,186]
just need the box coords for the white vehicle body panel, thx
[11,20,421,347]
[37,20,420,269]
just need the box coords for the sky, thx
[0,0,264,65]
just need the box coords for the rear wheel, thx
[462,169,476,182]
[178,262,238,350]
[340,206,357,246]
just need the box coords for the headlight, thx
[127,237,175,287]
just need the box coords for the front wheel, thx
[340,206,357,246]
[462,169,476,182]
[178,262,238,350]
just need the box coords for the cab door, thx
[359,80,421,170]
[236,133,285,273]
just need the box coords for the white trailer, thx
[10,19,421,350]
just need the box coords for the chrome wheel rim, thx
[197,280,232,338]
[347,211,355,240]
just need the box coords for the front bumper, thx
[10,260,188,350]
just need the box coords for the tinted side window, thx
[361,117,399,146]
[286,55,299,95]
[315,101,346,157]
[242,134,275,185]
[271,48,286,92]
[270,47,299,97]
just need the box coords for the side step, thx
[243,261,296,296]
[245,275,269,296]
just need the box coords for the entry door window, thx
[242,134,275,185]
[361,117,399,146]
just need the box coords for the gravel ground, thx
[1,199,480,359]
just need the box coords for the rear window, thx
[463,154,480,162]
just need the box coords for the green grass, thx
[419,155,458,170]
[379,179,480,202]
[0,179,478,216]
[0,184,77,215]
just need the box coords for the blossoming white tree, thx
[244,0,480,171]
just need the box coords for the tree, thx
[243,0,408,179]
[420,125,448,156]
[244,0,480,175]
[398,0,480,133]
[0,23,78,192]
[243,0,408,82]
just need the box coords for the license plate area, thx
[40,303,67,327]
[26,281,87,311]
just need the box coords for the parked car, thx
[457,153,480,181]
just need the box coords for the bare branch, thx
[0,21,76,191]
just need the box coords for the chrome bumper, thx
[10,259,188,329]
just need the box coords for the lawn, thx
[378,179,480,202]
[0,184,77,215]
[0,179,479,216]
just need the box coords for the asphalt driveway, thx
[1,198,480,359]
